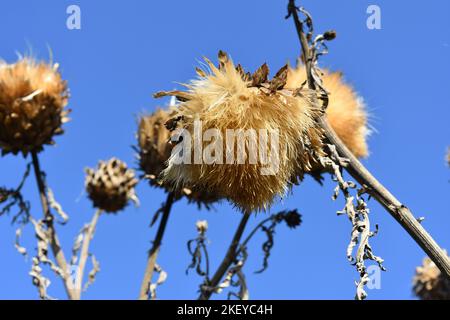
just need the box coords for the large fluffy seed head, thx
[85,158,138,213]
[137,108,221,209]
[286,65,369,158]
[0,57,70,156]
[413,256,450,300]
[156,52,324,212]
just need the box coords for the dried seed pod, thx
[137,108,220,209]
[85,158,138,213]
[155,52,325,212]
[286,65,369,158]
[0,57,70,156]
[413,256,450,300]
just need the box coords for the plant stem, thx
[287,0,450,278]
[74,209,102,300]
[138,192,176,300]
[31,151,76,300]
[198,211,251,300]
[320,117,450,277]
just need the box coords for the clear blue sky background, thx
[0,0,449,300]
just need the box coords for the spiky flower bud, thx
[286,65,369,158]
[281,210,302,229]
[0,57,70,156]
[155,51,324,212]
[85,158,138,213]
[413,256,450,300]
[137,109,220,209]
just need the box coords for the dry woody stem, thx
[287,0,450,279]
[198,212,251,300]
[31,151,76,299]
[74,209,102,300]
[139,192,176,300]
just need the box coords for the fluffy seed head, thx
[413,256,450,300]
[155,52,324,212]
[137,108,220,209]
[0,57,70,156]
[85,158,139,213]
[286,65,369,158]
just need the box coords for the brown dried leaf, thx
[251,63,269,87]
[269,64,288,91]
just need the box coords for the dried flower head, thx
[85,158,139,213]
[281,209,302,229]
[413,256,450,300]
[137,108,173,185]
[286,65,369,158]
[0,57,70,156]
[137,108,220,209]
[155,51,324,212]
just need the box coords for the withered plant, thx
[1,0,449,301]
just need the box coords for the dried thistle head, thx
[286,65,369,158]
[137,108,173,186]
[0,57,70,156]
[137,108,221,209]
[155,51,324,212]
[85,158,139,213]
[413,256,450,300]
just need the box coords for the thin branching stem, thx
[287,0,450,278]
[74,208,102,299]
[138,192,176,300]
[30,151,76,299]
[198,211,251,300]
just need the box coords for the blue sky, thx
[0,0,449,300]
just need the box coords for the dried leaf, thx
[251,63,269,87]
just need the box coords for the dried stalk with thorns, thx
[286,0,450,289]
[139,192,176,300]
[30,151,76,299]
[195,210,302,300]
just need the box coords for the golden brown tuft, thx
[413,256,450,300]
[155,52,324,212]
[286,65,369,158]
[0,57,70,156]
[85,158,139,213]
[137,108,220,209]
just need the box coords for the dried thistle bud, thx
[281,210,302,229]
[137,109,220,209]
[323,30,337,41]
[286,65,370,159]
[0,57,70,156]
[155,51,325,212]
[85,158,138,213]
[196,220,208,234]
[413,256,450,300]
